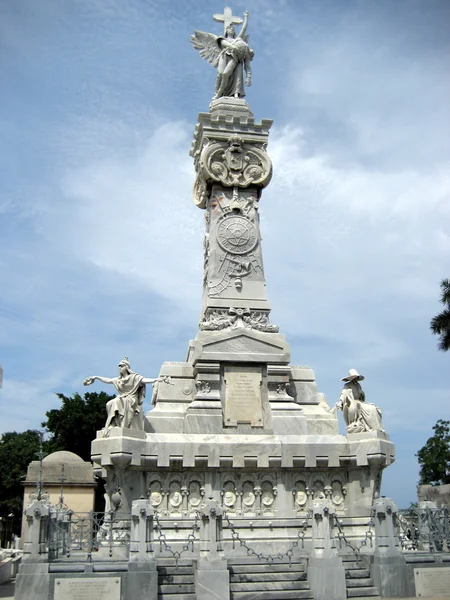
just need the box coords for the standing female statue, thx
[83,357,171,434]
[191,10,254,100]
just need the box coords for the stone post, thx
[22,501,50,562]
[195,498,229,600]
[126,498,158,600]
[417,501,436,551]
[371,497,408,598]
[308,499,346,600]
[14,501,51,600]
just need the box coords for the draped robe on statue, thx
[216,37,251,98]
[337,388,383,433]
[105,372,146,430]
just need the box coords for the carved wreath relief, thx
[199,307,279,333]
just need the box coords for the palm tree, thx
[430,278,450,351]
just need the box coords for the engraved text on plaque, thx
[224,365,263,427]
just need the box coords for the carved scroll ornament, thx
[199,134,272,189]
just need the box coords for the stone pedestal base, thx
[308,554,346,600]
[195,559,230,600]
[126,560,158,600]
[371,552,409,598]
[15,561,50,600]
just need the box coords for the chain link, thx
[333,512,374,560]
[153,511,200,568]
[223,511,311,566]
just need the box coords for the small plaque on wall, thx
[224,365,263,427]
[54,577,121,600]
[414,567,450,597]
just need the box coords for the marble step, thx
[157,566,194,575]
[347,597,381,600]
[229,563,306,574]
[156,559,195,567]
[158,574,194,584]
[158,595,195,600]
[347,578,375,587]
[230,580,310,592]
[346,568,371,578]
[347,586,380,597]
[230,590,313,600]
[158,583,195,594]
[344,561,369,569]
[231,572,307,582]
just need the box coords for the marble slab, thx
[224,365,263,427]
[414,567,450,597]
[54,577,121,600]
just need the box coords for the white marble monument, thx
[90,8,394,574]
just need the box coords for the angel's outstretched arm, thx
[238,11,249,39]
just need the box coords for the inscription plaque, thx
[224,365,263,427]
[414,567,450,597]
[54,577,120,600]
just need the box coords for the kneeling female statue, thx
[335,369,383,433]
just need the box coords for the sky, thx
[0,0,449,508]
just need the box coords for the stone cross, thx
[213,6,243,34]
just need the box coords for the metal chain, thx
[153,511,200,568]
[223,511,311,566]
[333,512,374,560]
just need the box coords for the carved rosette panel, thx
[293,473,347,514]
[220,474,276,517]
[147,474,205,516]
[200,135,272,189]
[149,480,163,510]
[261,481,277,515]
[168,481,183,514]
[222,481,238,513]
[242,481,256,514]
[188,480,203,512]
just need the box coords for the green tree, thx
[42,391,114,462]
[416,419,450,485]
[430,278,450,351]
[0,430,44,531]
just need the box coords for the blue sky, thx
[1,0,449,508]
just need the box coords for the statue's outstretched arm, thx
[141,375,173,385]
[141,377,158,385]
[83,376,114,386]
[238,11,249,39]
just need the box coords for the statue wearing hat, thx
[84,358,172,436]
[335,368,383,434]
[341,368,365,403]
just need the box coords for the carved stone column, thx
[195,498,229,600]
[308,499,346,600]
[14,501,51,600]
[371,498,408,598]
[191,100,276,331]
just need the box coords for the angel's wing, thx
[191,30,221,68]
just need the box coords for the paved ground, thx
[0,580,14,600]
[1,580,449,600]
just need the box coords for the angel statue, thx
[191,9,254,100]
[83,357,172,436]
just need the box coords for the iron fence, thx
[48,509,131,561]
